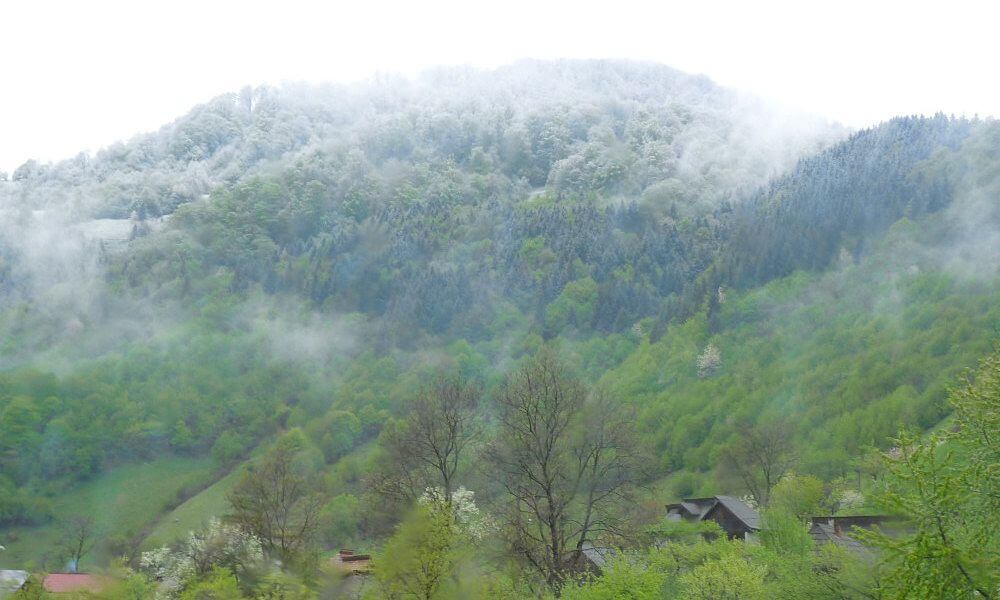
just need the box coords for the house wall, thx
[705,505,752,540]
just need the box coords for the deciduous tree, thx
[368,372,480,504]
[491,349,640,593]
[226,437,322,562]
[60,515,97,572]
[859,352,999,599]
[721,421,796,507]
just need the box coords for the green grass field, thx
[141,440,285,550]
[142,465,244,549]
[1,457,214,571]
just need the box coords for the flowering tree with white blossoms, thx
[836,489,865,512]
[139,518,263,598]
[696,344,722,378]
[418,485,497,543]
[374,486,495,599]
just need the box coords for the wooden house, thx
[665,495,761,541]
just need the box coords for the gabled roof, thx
[666,497,718,519]
[42,573,109,594]
[580,541,616,569]
[809,522,867,552]
[713,495,761,530]
[670,495,761,531]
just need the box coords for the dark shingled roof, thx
[809,522,868,552]
[581,541,616,569]
[667,498,717,519]
[714,495,761,530]
[681,500,713,517]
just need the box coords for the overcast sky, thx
[2,0,998,174]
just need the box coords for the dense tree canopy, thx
[0,61,997,598]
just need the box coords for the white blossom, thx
[139,518,263,599]
[697,344,722,378]
[837,489,865,511]
[418,486,497,542]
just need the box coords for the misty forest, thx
[0,61,997,599]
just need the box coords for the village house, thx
[808,515,903,551]
[667,495,899,551]
[577,541,616,575]
[665,496,761,541]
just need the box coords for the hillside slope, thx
[0,62,997,567]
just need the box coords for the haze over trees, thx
[0,60,997,598]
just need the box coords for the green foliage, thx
[0,332,311,530]
[544,277,599,335]
[311,410,361,463]
[212,431,253,466]
[1,62,998,596]
[318,494,361,548]
[769,473,825,520]
[370,505,461,600]
[179,567,243,600]
[678,555,767,600]
[569,534,876,600]
[602,241,999,480]
[758,509,813,555]
[561,555,667,600]
[93,567,157,600]
[1,457,214,567]
[251,571,313,599]
[646,519,723,545]
[9,576,48,600]
[144,466,245,549]
[859,352,1000,599]
[226,436,323,562]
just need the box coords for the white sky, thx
[2,0,998,174]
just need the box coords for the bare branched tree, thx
[491,350,640,593]
[60,515,97,572]
[722,420,797,507]
[227,440,322,562]
[368,372,481,505]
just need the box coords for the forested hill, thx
[3,60,840,220]
[111,115,987,345]
[668,114,983,323]
[0,61,997,582]
[1,60,844,357]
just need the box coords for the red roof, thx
[43,573,109,594]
